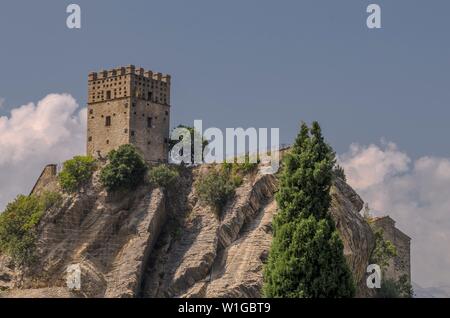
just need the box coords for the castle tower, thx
[87,65,171,163]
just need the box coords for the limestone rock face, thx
[141,169,278,298]
[141,170,374,298]
[0,170,167,298]
[0,165,375,298]
[330,178,375,296]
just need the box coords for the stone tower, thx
[87,65,171,163]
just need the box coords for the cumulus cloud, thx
[339,142,450,288]
[0,94,86,210]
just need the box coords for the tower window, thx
[106,91,111,99]
[89,109,93,115]
[105,116,111,126]
[147,117,153,128]
[88,136,92,142]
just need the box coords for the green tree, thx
[58,156,96,192]
[263,122,355,298]
[0,192,61,266]
[100,144,148,191]
[370,228,397,270]
[195,168,240,215]
[148,164,179,188]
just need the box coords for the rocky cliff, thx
[0,162,375,298]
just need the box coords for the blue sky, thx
[1,1,450,288]
[1,0,449,159]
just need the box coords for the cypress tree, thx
[263,122,355,298]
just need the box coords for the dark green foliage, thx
[377,275,413,298]
[264,215,354,297]
[195,167,240,214]
[333,164,347,182]
[0,192,61,266]
[263,122,355,298]
[275,122,336,223]
[100,144,148,191]
[376,279,400,298]
[396,274,414,298]
[148,164,179,188]
[58,156,96,192]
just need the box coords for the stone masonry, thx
[370,216,411,283]
[87,65,171,163]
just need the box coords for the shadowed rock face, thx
[330,178,375,297]
[0,164,375,298]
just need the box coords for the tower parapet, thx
[88,65,171,105]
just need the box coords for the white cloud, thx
[0,94,86,210]
[339,142,450,288]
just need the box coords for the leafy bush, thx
[263,122,355,298]
[223,154,259,175]
[333,164,347,182]
[0,192,61,266]
[377,275,413,298]
[58,156,96,192]
[195,168,239,214]
[148,164,179,188]
[100,144,148,191]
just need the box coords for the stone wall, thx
[87,98,130,158]
[30,164,58,196]
[370,216,411,283]
[132,99,170,163]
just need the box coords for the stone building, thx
[370,216,411,283]
[29,164,59,196]
[87,65,171,163]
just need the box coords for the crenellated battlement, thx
[88,65,171,105]
[88,65,171,83]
